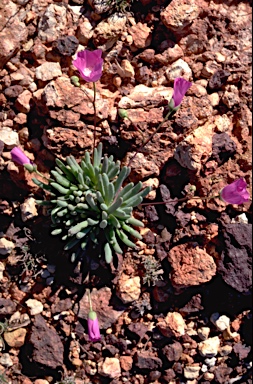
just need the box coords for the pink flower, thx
[87,310,101,341]
[72,49,103,83]
[172,77,192,108]
[220,178,250,205]
[11,147,32,166]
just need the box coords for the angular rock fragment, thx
[134,351,162,371]
[218,223,252,293]
[168,243,216,289]
[30,314,64,369]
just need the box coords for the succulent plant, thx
[107,0,132,13]
[34,143,151,264]
[142,255,163,286]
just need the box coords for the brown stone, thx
[4,328,27,347]
[116,274,141,304]
[42,127,93,156]
[157,312,186,338]
[134,351,162,370]
[120,356,133,371]
[30,314,64,368]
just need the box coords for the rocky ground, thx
[0,0,252,383]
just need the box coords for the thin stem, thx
[141,195,220,206]
[87,288,92,312]
[35,170,53,182]
[92,81,97,154]
[128,109,173,167]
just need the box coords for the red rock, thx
[0,1,28,68]
[42,126,93,155]
[168,243,216,289]
[124,152,160,182]
[155,44,183,65]
[76,17,93,45]
[137,49,156,65]
[120,356,133,371]
[15,90,32,113]
[128,23,152,49]
[161,0,201,33]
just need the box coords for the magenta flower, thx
[87,310,101,342]
[11,147,32,166]
[172,77,192,108]
[220,178,250,205]
[72,49,103,83]
[11,147,35,172]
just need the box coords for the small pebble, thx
[47,264,56,274]
[197,327,210,341]
[210,312,230,331]
[204,357,216,367]
[26,299,43,315]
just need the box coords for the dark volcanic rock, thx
[214,365,233,383]
[134,351,162,371]
[0,298,16,316]
[162,341,183,362]
[51,298,72,314]
[4,85,23,98]
[127,322,149,339]
[208,69,231,90]
[212,132,237,165]
[53,35,79,56]
[145,205,159,222]
[218,223,252,293]
[179,293,204,314]
[233,342,251,360]
[30,314,64,369]
[160,184,178,215]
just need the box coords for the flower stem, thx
[92,82,97,154]
[141,194,220,206]
[35,170,53,182]
[128,109,173,167]
[87,288,92,312]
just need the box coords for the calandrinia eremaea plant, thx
[32,143,151,264]
[10,49,250,265]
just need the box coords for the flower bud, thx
[118,108,129,119]
[168,77,192,112]
[24,163,37,173]
[70,76,81,87]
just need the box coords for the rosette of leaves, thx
[33,143,151,264]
